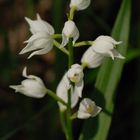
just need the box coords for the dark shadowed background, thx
[0,0,140,140]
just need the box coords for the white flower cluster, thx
[10,0,125,119]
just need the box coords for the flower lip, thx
[67,64,83,83]
[69,73,81,83]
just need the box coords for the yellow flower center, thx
[86,105,94,113]
[70,74,80,83]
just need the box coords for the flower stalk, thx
[69,6,76,20]
[74,41,93,47]
[53,40,69,55]
[46,89,67,106]
[52,34,62,39]
[66,38,74,140]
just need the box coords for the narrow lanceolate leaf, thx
[79,0,131,140]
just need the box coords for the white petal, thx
[81,47,104,68]
[91,106,102,117]
[22,67,28,78]
[37,18,54,35]
[9,85,23,92]
[71,87,80,108]
[27,44,53,59]
[107,51,115,60]
[72,27,79,45]
[25,17,39,34]
[24,32,49,43]
[9,77,47,98]
[56,73,70,111]
[20,38,51,55]
[62,20,75,37]
[20,79,46,98]
[25,15,54,35]
[25,17,34,28]
[22,67,46,87]
[70,0,91,11]
[67,64,83,84]
[56,72,79,111]
[60,34,69,48]
[92,40,114,54]
[77,98,101,119]
[111,49,125,59]
[61,20,79,47]
[22,67,43,83]
[77,111,91,119]
[75,80,84,97]
[95,35,122,45]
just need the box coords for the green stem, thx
[46,89,67,106]
[70,112,77,120]
[74,41,93,47]
[69,6,77,20]
[81,63,88,69]
[68,39,74,67]
[53,40,69,55]
[60,111,69,139]
[66,39,74,140]
[52,34,62,39]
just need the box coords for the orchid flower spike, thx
[9,67,47,98]
[92,35,125,60]
[70,0,91,11]
[77,98,102,119]
[19,14,55,59]
[61,20,79,47]
[56,64,84,111]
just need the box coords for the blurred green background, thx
[0,0,140,140]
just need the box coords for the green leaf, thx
[126,48,140,63]
[80,0,131,139]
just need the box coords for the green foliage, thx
[80,0,131,139]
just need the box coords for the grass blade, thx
[80,0,131,139]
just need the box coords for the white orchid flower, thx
[81,47,104,68]
[70,0,91,11]
[92,35,125,60]
[61,20,79,47]
[56,73,79,111]
[9,67,47,98]
[56,64,84,111]
[77,98,102,119]
[19,14,55,59]
[67,64,84,97]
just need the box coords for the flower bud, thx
[61,20,79,47]
[70,0,91,11]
